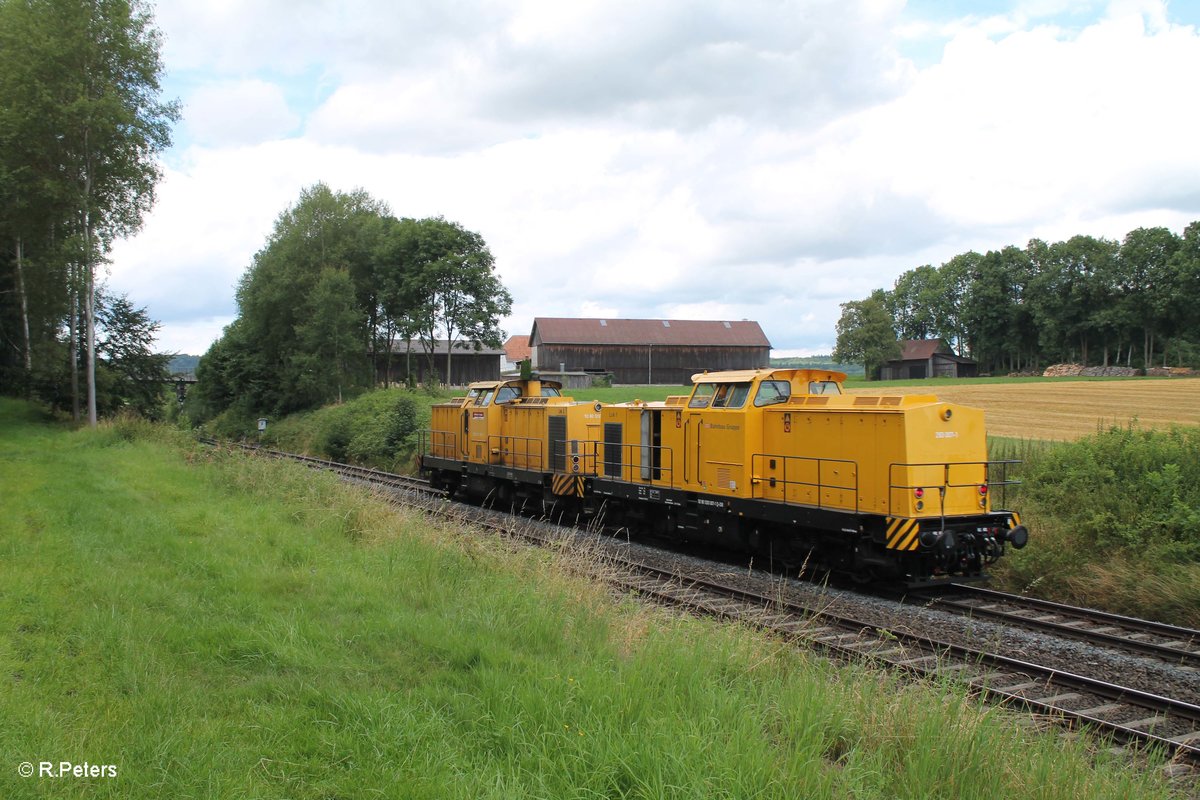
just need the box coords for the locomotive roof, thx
[689,367,847,384]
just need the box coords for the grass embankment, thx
[203,386,454,472]
[990,426,1200,627]
[0,399,1175,799]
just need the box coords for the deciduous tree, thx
[0,0,178,424]
[833,289,900,380]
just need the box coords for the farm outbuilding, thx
[378,339,504,386]
[878,339,978,380]
[502,334,531,373]
[529,317,771,384]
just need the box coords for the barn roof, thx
[531,318,771,348]
[386,338,504,356]
[898,339,952,360]
[504,335,531,362]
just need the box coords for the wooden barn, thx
[378,339,503,386]
[878,339,978,380]
[529,317,771,385]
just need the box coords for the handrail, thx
[421,429,459,459]
[488,434,547,470]
[750,453,860,512]
[888,460,1022,520]
[555,439,677,487]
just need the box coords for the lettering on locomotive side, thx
[935,431,959,439]
[704,423,740,431]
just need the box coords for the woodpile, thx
[1146,366,1197,377]
[1042,364,1141,377]
[1080,366,1140,377]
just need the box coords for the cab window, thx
[469,388,493,407]
[495,385,523,403]
[711,382,750,409]
[540,386,561,397]
[808,381,842,396]
[754,380,791,407]
[688,384,715,408]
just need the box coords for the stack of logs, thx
[1041,364,1196,377]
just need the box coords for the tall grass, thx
[0,397,1176,799]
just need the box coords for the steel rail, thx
[611,564,1200,761]
[907,585,1200,668]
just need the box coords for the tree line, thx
[0,0,177,421]
[833,223,1200,378]
[189,183,512,422]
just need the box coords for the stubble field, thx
[848,378,1200,440]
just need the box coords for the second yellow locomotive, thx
[420,367,1027,584]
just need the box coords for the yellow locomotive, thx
[420,368,1027,584]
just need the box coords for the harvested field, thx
[848,378,1200,440]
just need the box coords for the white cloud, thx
[182,79,299,146]
[114,0,1200,357]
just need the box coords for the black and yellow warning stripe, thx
[885,517,921,551]
[551,474,585,497]
[1007,511,1022,528]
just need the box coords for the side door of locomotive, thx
[695,382,749,494]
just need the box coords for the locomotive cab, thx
[422,375,599,504]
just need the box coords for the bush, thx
[1012,424,1200,556]
[256,387,447,470]
[316,406,354,461]
[345,394,420,464]
[993,425,1200,625]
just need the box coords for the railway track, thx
[906,585,1200,669]
[201,438,1200,767]
[611,567,1200,764]
[197,437,438,496]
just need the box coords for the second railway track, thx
[906,584,1200,668]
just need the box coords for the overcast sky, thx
[107,0,1200,357]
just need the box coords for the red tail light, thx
[914,488,925,499]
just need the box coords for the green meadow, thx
[0,399,1177,798]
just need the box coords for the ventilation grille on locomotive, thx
[603,423,622,477]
